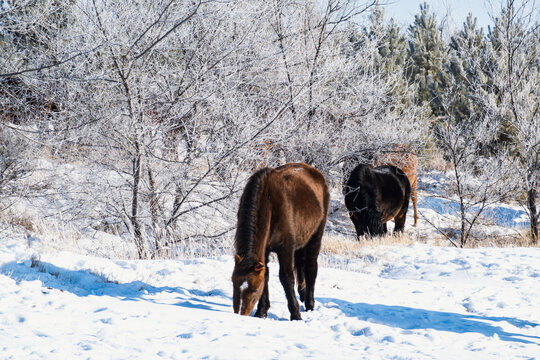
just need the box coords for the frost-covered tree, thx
[435,81,516,247]
[352,4,413,109]
[0,0,71,126]
[266,0,379,171]
[0,0,73,66]
[330,4,427,180]
[485,0,540,242]
[0,0,285,258]
[0,0,73,222]
[0,125,35,214]
[0,0,428,256]
[331,29,428,181]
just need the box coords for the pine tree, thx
[486,4,527,143]
[361,5,407,76]
[406,2,448,115]
[445,13,489,123]
[357,4,412,108]
[382,19,407,75]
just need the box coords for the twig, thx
[419,211,459,248]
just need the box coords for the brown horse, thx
[372,144,418,226]
[344,164,410,238]
[232,163,329,320]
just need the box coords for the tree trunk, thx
[131,146,146,259]
[527,188,538,244]
[147,166,164,258]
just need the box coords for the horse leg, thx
[394,213,406,233]
[294,248,306,303]
[394,200,409,233]
[350,212,365,239]
[254,253,271,318]
[303,224,324,311]
[411,182,418,227]
[277,246,302,321]
[368,209,384,236]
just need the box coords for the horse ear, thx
[254,262,264,272]
[235,254,243,264]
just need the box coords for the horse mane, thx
[234,167,273,258]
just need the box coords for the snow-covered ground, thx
[2,227,539,359]
[417,171,530,229]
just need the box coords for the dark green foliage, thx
[366,5,407,75]
[445,13,489,124]
[347,4,414,111]
[406,2,448,114]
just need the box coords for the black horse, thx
[343,164,410,238]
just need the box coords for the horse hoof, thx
[290,313,302,321]
[254,311,267,318]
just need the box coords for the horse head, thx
[231,254,265,316]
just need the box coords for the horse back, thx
[373,165,410,221]
[268,163,329,247]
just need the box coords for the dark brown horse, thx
[343,164,410,238]
[232,163,329,320]
[372,144,418,226]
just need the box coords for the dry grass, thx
[463,231,540,248]
[3,203,538,262]
[410,227,540,249]
[321,227,540,255]
[31,221,83,253]
[0,210,81,254]
[321,231,416,256]
[2,210,36,233]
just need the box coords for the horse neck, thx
[252,198,272,261]
[235,169,273,262]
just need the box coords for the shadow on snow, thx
[319,297,539,345]
[0,260,229,312]
[3,259,539,340]
[420,196,529,228]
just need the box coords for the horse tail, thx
[392,165,411,232]
[395,165,411,212]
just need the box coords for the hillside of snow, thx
[2,234,540,358]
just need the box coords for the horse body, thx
[344,164,410,238]
[372,144,418,226]
[232,163,329,320]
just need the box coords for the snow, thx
[418,171,530,228]
[420,195,529,228]
[2,228,540,359]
